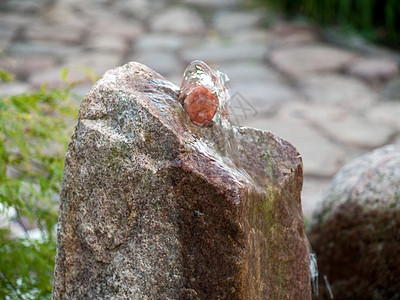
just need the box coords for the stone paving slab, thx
[382,78,400,101]
[229,80,299,116]
[230,29,271,44]
[220,61,282,84]
[134,33,186,53]
[24,22,84,44]
[63,52,122,76]
[213,10,264,33]
[0,81,30,97]
[269,44,357,78]
[28,66,86,89]
[298,73,378,110]
[0,0,51,13]
[130,51,182,77]
[0,0,400,223]
[85,35,129,54]
[9,41,81,57]
[346,57,399,83]
[182,40,269,64]
[0,20,18,51]
[368,102,400,130]
[285,99,396,147]
[150,7,206,35]
[244,116,349,178]
[284,100,397,149]
[269,22,320,47]
[316,116,397,150]
[0,12,35,28]
[89,17,144,40]
[114,0,167,21]
[181,0,240,9]
[0,54,57,79]
[301,178,331,219]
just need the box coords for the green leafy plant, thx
[0,73,79,299]
[0,71,14,83]
[256,0,400,46]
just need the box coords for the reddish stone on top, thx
[182,85,218,126]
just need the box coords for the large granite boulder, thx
[52,62,311,299]
[309,145,400,299]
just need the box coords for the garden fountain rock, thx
[52,61,311,299]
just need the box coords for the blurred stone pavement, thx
[1,0,400,220]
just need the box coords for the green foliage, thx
[256,0,400,46]
[0,71,14,83]
[0,73,78,299]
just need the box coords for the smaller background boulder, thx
[308,144,400,300]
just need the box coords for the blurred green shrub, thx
[258,0,400,46]
[0,73,78,299]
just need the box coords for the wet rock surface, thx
[309,145,400,299]
[52,62,311,299]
